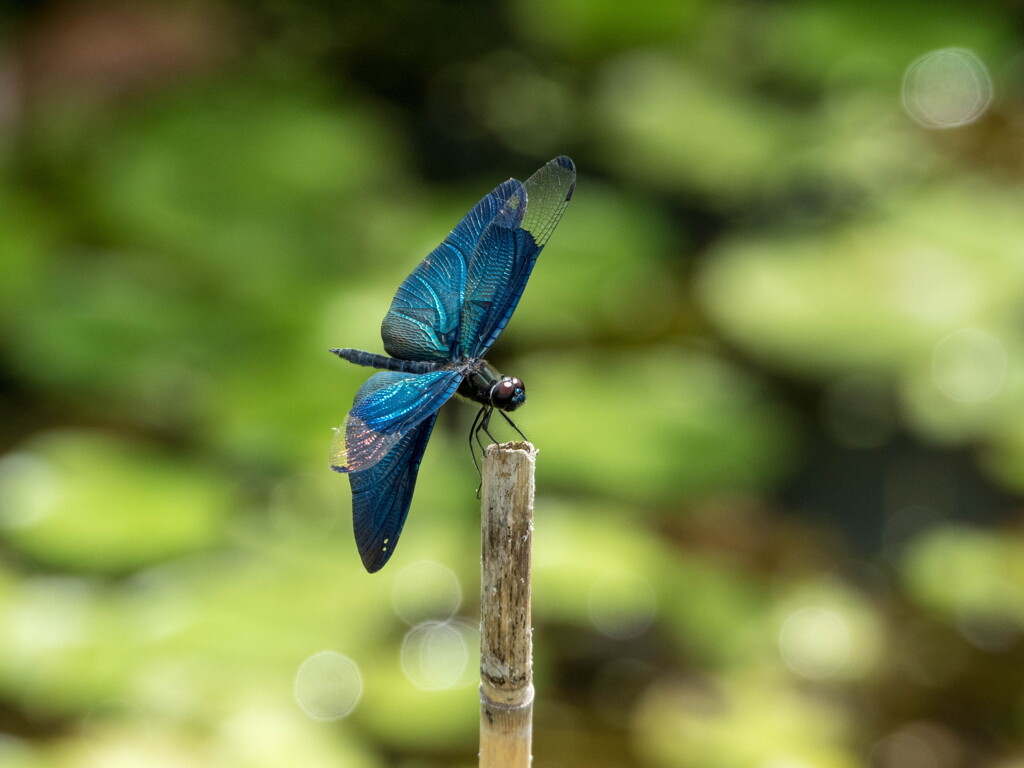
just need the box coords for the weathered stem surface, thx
[479,441,536,768]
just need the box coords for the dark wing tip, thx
[551,156,575,200]
[360,544,392,573]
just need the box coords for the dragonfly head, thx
[489,376,526,411]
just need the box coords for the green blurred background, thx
[1,1,1023,766]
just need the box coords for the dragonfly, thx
[329,156,576,572]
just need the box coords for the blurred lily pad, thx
[759,0,1010,89]
[902,525,1024,630]
[511,0,708,58]
[81,79,405,286]
[593,51,802,200]
[698,183,1024,461]
[523,347,796,505]
[0,431,232,572]
[635,675,857,768]
[699,183,1024,376]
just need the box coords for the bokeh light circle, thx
[870,723,960,768]
[779,607,851,679]
[931,328,1007,402]
[588,569,657,639]
[392,559,463,625]
[902,48,993,129]
[293,651,362,721]
[400,620,471,690]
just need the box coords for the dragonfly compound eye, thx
[490,377,526,411]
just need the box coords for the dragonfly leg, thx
[469,406,492,496]
[497,410,528,442]
[469,407,484,474]
[480,407,502,445]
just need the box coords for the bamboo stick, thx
[479,441,536,768]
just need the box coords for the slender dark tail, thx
[330,348,438,374]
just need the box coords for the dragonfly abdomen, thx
[331,348,439,374]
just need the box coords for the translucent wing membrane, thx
[522,155,576,248]
[350,413,439,572]
[330,370,462,473]
[460,156,576,357]
[382,178,528,361]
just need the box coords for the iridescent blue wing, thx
[348,413,439,572]
[329,370,462,572]
[459,156,576,358]
[329,370,462,473]
[381,178,529,361]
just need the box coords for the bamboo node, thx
[480,684,535,712]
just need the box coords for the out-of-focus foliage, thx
[1,1,1023,766]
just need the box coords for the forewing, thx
[349,413,439,572]
[459,156,575,357]
[329,370,462,473]
[382,178,527,361]
[380,241,464,361]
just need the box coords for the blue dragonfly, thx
[330,156,576,572]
